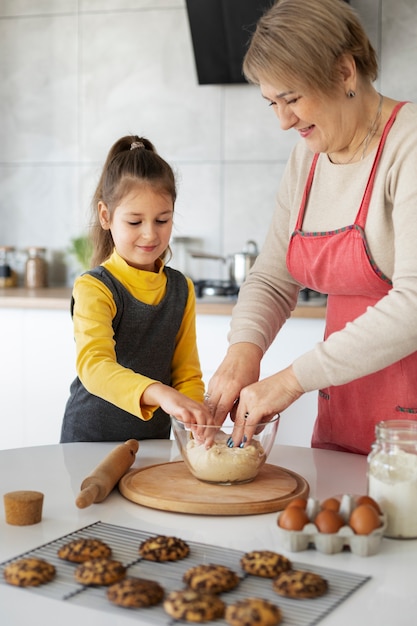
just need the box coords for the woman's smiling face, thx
[260,81,351,156]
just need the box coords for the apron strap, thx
[294,152,319,230]
[355,101,408,228]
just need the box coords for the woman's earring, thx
[347,89,356,98]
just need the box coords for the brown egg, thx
[286,497,308,510]
[314,509,345,534]
[320,497,341,512]
[349,504,381,535]
[278,506,309,531]
[356,495,382,515]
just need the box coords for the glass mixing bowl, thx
[170,414,280,485]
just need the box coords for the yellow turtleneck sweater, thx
[71,249,204,420]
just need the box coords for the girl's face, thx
[260,82,352,156]
[98,184,174,272]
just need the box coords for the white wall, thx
[0,0,416,284]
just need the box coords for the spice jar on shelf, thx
[25,246,48,288]
[0,246,18,287]
[367,419,417,538]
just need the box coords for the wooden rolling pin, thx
[75,439,139,509]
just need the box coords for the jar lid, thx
[375,419,417,442]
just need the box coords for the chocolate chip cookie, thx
[225,597,283,626]
[163,589,225,622]
[272,569,328,599]
[57,537,112,563]
[183,563,240,594]
[139,535,190,562]
[74,558,126,586]
[240,550,292,578]
[106,577,164,608]
[3,557,56,587]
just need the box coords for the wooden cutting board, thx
[119,461,309,515]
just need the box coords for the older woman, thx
[206,0,417,454]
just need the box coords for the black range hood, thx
[185,0,273,85]
[185,0,351,86]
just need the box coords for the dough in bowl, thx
[185,431,265,483]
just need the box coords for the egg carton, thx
[276,494,387,557]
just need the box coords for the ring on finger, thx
[204,393,210,401]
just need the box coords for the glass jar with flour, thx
[368,419,417,538]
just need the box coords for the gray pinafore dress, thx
[61,266,188,442]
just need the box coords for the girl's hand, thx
[205,342,263,426]
[229,365,304,447]
[142,383,216,445]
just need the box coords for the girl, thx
[61,135,212,442]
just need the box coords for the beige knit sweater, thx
[229,102,417,392]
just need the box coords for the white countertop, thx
[0,287,327,318]
[0,441,414,625]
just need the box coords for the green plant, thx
[68,235,93,270]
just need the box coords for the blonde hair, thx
[89,135,176,267]
[243,0,378,94]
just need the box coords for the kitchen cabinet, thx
[0,297,325,450]
[0,307,76,449]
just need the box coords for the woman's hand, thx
[229,365,304,447]
[205,343,263,425]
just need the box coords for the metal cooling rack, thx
[0,521,370,625]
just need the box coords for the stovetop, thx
[193,279,239,298]
[194,280,326,306]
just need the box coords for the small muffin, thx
[57,538,112,563]
[74,558,126,586]
[163,589,225,623]
[139,535,190,562]
[225,597,283,626]
[3,557,55,587]
[183,563,240,594]
[240,550,292,578]
[3,491,44,526]
[272,569,328,599]
[107,577,164,608]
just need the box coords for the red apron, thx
[287,102,417,454]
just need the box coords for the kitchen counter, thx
[0,287,326,318]
[0,440,415,625]
[0,286,73,310]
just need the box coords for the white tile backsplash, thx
[380,0,417,101]
[0,14,78,162]
[78,8,222,162]
[0,0,415,285]
[223,161,288,255]
[224,84,299,162]
[0,165,79,246]
[0,0,77,17]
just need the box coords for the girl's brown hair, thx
[243,0,378,94]
[89,135,176,267]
